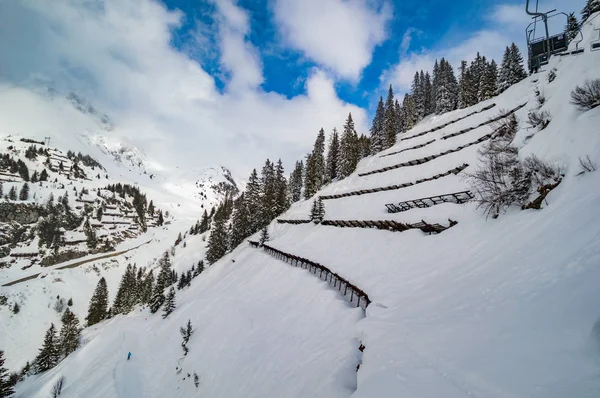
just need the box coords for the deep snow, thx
[5,12,600,398]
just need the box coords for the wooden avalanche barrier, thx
[248,241,371,310]
[320,164,468,200]
[384,191,474,213]
[399,103,496,142]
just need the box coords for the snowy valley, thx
[0,4,600,398]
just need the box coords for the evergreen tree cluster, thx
[112,264,153,315]
[33,309,82,374]
[66,150,103,170]
[368,43,526,157]
[37,193,83,249]
[189,209,212,235]
[177,261,203,290]
[104,183,149,232]
[581,0,600,21]
[0,350,14,398]
[0,153,30,181]
[25,145,49,160]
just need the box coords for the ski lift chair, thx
[525,1,570,73]
[591,28,600,51]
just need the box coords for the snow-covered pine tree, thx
[59,308,81,357]
[478,59,498,101]
[245,169,261,233]
[85,277,109,326]
[310,198,325,223]
[180,320,194,356]
[337,113,360,179]
[149,286,165,314]
[259,226,269,244]
[112,264,138,315]
[199,209,210,233]
[195,260,205,276]
[458,60,468,108]
[497,46,511,93]
[162,287,176,319]
[84,218,97,249]
[205,214,228,264]
[358,134,371,159]
[259,159,276,226]
[402,93,417,130]
[435,58,458,113]
[424,72,433,115]
[141,270,154,304]
[34,323,60,373]
[147,200,155,216]
[273,159,288,216]
[384,85,397,149]
[394,99,403,136]
[0,351,14,398]
[582,0,600,21]
[289,160,303,203]
[566,12,580,40]
[19,183,29,200]
[8,186,16,201]
[508,43,527,85]
[432,59,440,108]
[411,72,425,121]
[229,193,251,251]
[304,129,326,198]
[325,129,340,183]
[369,97,386,154]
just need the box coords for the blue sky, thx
[164,0,583,111]
[0,0,586,175]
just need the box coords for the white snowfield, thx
[9,14,600,398]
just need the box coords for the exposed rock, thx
[0,203,45,225]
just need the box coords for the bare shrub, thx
[570,79,600,110]
[468,114,562,217]
[577,155,597,175]
[51,376,65,397]
[547,68,557,83]
[527,110,551,131]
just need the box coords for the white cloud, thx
[400,28,419,54]
[273,0,392,80]
[0,0,367,177]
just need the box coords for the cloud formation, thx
[0,0,367,178]
[273,0,392,81]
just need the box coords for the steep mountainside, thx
[6,13,600,398]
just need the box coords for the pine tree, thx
[384,85,397,149]
[369,97,385,153]
[411,72,425,121]
[582,0,600,21]
[310,198,325,223]
[19,183,29,200]
[205,215,228,264]
[59,308,81,357]
[0,183,3,199]
[245,169,262,232]
[424,73,433,115]
[199,209,210,233]
[195,260,205,277]
[325,129,340,183]
[509,43,527,84]
[289,161,303,203]
[84,219,97,249]
[497,46,511,93]
[141,270,154,304]
[458,60,468,108]
[86,277,108,326]
[35,323,60,372]
[435,58,459,113]
[149,286,165,314]
[402,93,417,130]
[432,59,440,109]
[112,264,138,315]
[337,113,360,179]
[273,159,288,216]
[304,129,326,198]
[566,12,580,40]
[7,187,16,201]
[358,134,371,159]
[0,350,14,398]
[180,320,194,355]
[394,99,403,136]
[259,226,269,244]
[229,194,250,251]
[147,200,155,216]
[478,59,498,101]
[162,287,176,319]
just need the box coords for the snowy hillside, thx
[5,12,600,398]
[0,85,240,379]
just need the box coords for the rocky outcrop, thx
[0,203,45,225]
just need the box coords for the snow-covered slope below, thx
[9,13,600,398]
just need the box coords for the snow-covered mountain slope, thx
[9,14,600,398]
[0,85,239,375]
